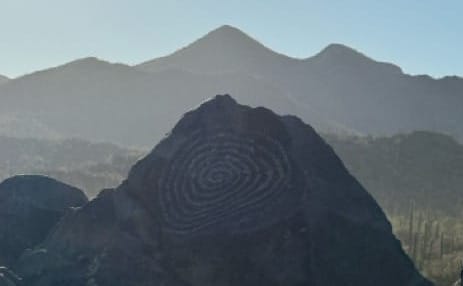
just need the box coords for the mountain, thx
[0,175,87,267]
[0,25,462,146]
[0,74,8,85]
[17,95,430,286]
[137,26,400,83]
[325,131,463,216]
[137,25,299,76]
[0,56,328,146]
[137,25,463,141]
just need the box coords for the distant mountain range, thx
[0,25,462,146]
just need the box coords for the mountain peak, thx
[203,25,257,43]
[171,24,273,59]
[315,43,372,62]
[21,57,134,79]
[209,24,247,36]
[136,25,293,74]
[311,43,403,74]
[63,57,113,68]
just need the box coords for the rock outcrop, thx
[18,95,432,285]
[0,267,22,286]
[0,175,88,267]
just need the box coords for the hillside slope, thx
[325,131,463,216]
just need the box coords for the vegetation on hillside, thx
[325,131,463,285]
[0,136,143,197]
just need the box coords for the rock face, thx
[18,95,432,285]
[0,267,22,286]
[0,175,88,267]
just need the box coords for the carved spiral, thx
[158,131,294,235]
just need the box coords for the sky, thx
[0,0,461,78]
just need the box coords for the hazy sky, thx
[0,0,461,78]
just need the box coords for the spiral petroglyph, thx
[158,131,295,235]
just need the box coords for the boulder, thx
[0,175,88,267]
[18,95,431,286]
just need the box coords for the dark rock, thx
[0,175,88,267]
[0,266,22,286]
[18,95,432,285]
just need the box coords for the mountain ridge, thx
[136,25,410,79]
[137,26,425,77]
[0,25,462,146]
[2,25,462,81]
[8,57,142,82]
[3,25,459,83]
[133,26,463,142]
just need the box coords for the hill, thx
[325,131,463,216]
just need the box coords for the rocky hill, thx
[16,95,430,286]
